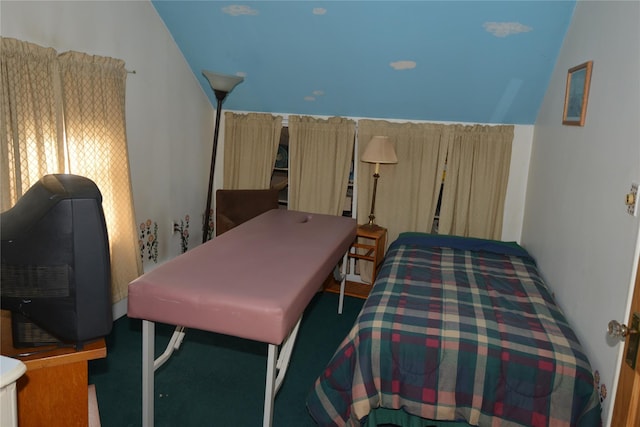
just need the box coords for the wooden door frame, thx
[610,252,640,426]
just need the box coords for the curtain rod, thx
[126,69,136,74]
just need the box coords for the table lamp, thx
[360,136,397,228]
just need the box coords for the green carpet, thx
[89,291,364,427]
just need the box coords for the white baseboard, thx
[112,298,128,320]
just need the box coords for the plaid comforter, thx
[308,234,601,426]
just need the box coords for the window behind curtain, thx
[1,37,142,303]
[1,38,65,207]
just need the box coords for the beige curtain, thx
[222,112,282,189]
[1,37,65,210]
[57,51,142,302]
[1,37,142,304]
[288,116,355,215]
[439,124,513,240]
[357,120,448,247]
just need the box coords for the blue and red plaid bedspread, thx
[308,233,601,426]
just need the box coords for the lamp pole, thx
[367,163,380,226]
[200,71,244,244]
[202,91,227,244]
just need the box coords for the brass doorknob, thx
[608,320,629,339]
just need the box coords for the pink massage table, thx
[127,209,356,427]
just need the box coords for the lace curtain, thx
[1,38,65,206]
[1,37,142,303]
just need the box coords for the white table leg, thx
[142,320,155,427]
[338,251,348,314]
[263,344,278,427]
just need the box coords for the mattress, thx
[128,209,356,345]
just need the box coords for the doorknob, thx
[608,313,640,369]
[608,320,634,339]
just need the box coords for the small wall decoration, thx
[173,214,190,253]
[562,60,593,126]
[593,370,607,403]
[139,219,159,263]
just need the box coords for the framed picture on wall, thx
[562,60,593,126]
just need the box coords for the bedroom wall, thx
[521,1,640,423]
[0,2,215,278]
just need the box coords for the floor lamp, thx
[360,136,398,229]
[201,70,244,243]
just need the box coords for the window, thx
[1,38,141,302]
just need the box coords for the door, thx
[611,255,640,427]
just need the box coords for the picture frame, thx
[562,60,593,126]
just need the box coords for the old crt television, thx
[1,174,112,348]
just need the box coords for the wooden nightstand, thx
[324,224,387,309]
[350,224,387,285]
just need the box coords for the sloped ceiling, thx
[152,1,576,125]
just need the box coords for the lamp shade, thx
[202,70,244,94]
[361,136,398,164]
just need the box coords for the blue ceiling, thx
[151,1,576,125]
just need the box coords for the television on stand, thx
[1,174,113,350]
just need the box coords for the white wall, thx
[1,1,215,265]
[522,1,640,423]
[503,125,533,242]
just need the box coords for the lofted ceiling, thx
[151,1,576,125]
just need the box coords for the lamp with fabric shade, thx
[201,70,244,243]
[360,136,398,228]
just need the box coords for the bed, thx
[307,233,602,426]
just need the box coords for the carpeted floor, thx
[88,291,364,427]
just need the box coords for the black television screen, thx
[1,174,112,348]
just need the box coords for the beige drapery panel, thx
[1,38,65,209]
[438,125,513,240]
[357,120,448,248]
[57,51,142,302]
[222,112,281,189]
[288,116,355,215]
[1,37,142,303]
